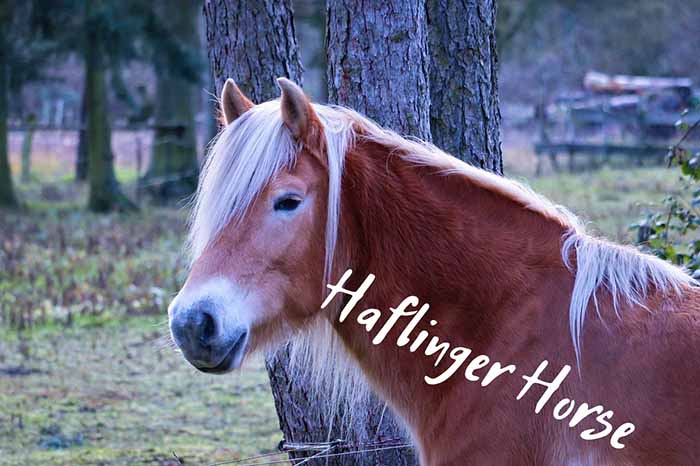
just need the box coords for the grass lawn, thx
[526,165,680,243]
[0,140,684,465]
[0,317,281,466]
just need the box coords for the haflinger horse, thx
[168,77,700,465]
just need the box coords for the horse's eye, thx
[274,196,302,212]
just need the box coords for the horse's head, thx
[168,78,340,373]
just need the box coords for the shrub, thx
[632,109,700,277]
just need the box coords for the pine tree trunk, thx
[204,0,302,99]
[143,0,199,202]
[204,1,500,464]
[326,0,431,139]
[85,16,135,213]
[0,11,17,208]
[427,0,502,173]
[205,70,219,144]
[205,2,415,464]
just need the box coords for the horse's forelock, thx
[188,102,357,273]
[188,100,296,262]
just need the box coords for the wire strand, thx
[209,440,412,466]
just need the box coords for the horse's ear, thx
[221,78,254,125]
[277,77,316,141]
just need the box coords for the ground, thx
[0,318,280,466]
[0,129,683,465]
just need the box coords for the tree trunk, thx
[85,14,136,213]
[427,0,502,173]
[143,0,199,202]
[205,70,219,145]
[76,78,88,181]
[326,0,431,139]
[205,1,500,464]
[0,9,17,208]
[204,0,302,100]
[205,1,414,464]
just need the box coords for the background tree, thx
[497,0,546,54]
[31,0,200,209]
[0,3,16,207]
[428,0,502,172]
[76,80,89,181]
[20,114,37,183]
[0,0,60,207]
[141,0,201,202]
[83,1,137,211]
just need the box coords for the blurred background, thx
[1,0,700,464]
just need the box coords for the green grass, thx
[0,317,281,466]
[0,187,189,329]
[523,165,680,242]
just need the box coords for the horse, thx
[167,77,700,466]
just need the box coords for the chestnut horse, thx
[168,78,700,465]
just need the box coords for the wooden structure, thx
[535,71,699,174]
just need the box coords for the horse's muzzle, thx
[169,300,249,374]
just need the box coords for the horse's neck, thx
[331,139,576,419]
[337,139,573,320]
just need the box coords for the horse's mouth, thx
[196,331,249,375]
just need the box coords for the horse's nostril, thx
[198,311,216,344]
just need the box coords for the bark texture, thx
[427,0,502,173]
[76,79,88,181]
[204,0,302,100]
[205,2,415,464]
[326,0,431,139]
[20,118,35,183]
[204,1,500,464]
[0,4,18,208]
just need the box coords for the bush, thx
[632,110,700,277]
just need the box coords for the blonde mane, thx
[189,99,694,432]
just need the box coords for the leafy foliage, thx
[632,109,700,277]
